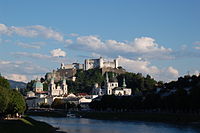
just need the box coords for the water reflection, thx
[31,116,200,133]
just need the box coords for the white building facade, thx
[48,78,68,96]
[92,73,132,96]
[84,57,118,70]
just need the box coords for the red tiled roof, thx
[76,93,88,96]
[36,91,48,94]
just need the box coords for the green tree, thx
[26,80,35,92]
[6,90,26,114]
[51,99,65,109]
[0,75,10,89]
[0,86,9,114]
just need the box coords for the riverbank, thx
[25,109,67,117]
[75,111,200,125]
[0,116,59,133]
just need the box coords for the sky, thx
[0,0,200,83]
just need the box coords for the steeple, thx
[122,77,126,88]
[62,78,66,85]
[112,72,115,78]
[50,76,55,84]
[106,72,109,83]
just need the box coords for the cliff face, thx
[45,68,77,82]
[45,67,127,82]
[101,67,126,75]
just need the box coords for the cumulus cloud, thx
[117,56,179,82]
[5,74,28,82]
[0,24,64,42]
[166,66,179,78]
[77,35,105,50]
[0,60,49,82]
[76,36,172,59]
[50,48,66,57]
[118,56,160,75]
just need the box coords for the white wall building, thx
[84,57,118,70]
[92,73,132,96]
[48,78,68,96]
[60,63,84,70]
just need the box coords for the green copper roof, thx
[33,81,43,88]
[122,77,127,88]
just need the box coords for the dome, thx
[33,81,43,88]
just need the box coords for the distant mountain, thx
[8,80,27,89]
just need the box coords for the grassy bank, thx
[76,111,200,124]
[0,116,57,133]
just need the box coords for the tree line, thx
[89,74,200,113]
[0,75,26,118]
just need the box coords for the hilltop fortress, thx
[45,57,126,82]
[84,57,118,70]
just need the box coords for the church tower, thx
[61,78,68,95]
[105,72,118,95]
[49,77,56,96]
[122,77,127,88]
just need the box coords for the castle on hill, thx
[45,57,126,82]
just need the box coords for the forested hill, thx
[8,80,27,89]
[66,69,158,94]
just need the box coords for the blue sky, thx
[0,0,200,82]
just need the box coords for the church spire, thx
[106,72,109,83]
[50,76,55,84]
[62,78,66,85]
[122,77,126,88]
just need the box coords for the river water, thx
[31,116,200,133]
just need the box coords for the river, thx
[31,116,200,133]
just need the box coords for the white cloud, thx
[166,66,179,78]
[0,60,49,82]
[50,48,66,57]
[193,70,200,76]
[0,24,12,35]
[91,53,102,58]
[194,46,200,50]
[76,36,172,59]
[0,24,64,42]
[0,60,11,65]
[5,74,28,82]
[31,41,46,46]
[77,35,105,50]
[118,56,160,75]
[13,52,50,59]
[70,33,79,37]
[117,56,179,82]
[65,39,73,44]
[194,41,200,50]
[16,42,41,49]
